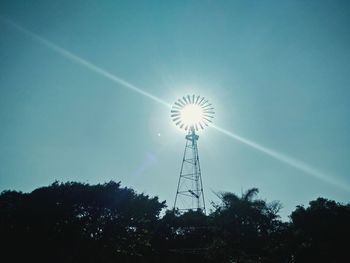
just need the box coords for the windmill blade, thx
[172,117,181,122]
[203,117,212,123]
[200,99,208,106]
[199,123,204,129]
[202,101,210,108]
[203,107,214,111]
[192,94,195,103]
[175,102,184,108]
[172,106,182,110]
[183,96,189,104]
[178,99,186,106]
[195,95,200,104]
[175,120,182,126]
[171,113,180,118]
[171,110,180,113]
[198,97,205,105]
[203,104,212,109]
[201,120,208,126]
[187,95,192,104]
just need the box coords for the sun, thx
[180,104,204,127]
[171,95,215,131]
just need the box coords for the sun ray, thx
[212,124,350,192]
[0,17,171,108]
[3,17,349,192]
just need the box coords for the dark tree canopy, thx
[0,181,165,263]
[290,198,350,263]
[0,181,349,263]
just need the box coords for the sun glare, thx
[180,104,204,127]
[171,95,214,130]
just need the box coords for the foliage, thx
[0,181,165,262]
[0,181,349,263]
[290,198,350,263]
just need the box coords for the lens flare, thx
[171,95,214,131]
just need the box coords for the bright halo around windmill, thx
[171,95,215,131]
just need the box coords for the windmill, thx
[171,95,215,213]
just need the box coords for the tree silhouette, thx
[0,181,165,262]
[289,198,350,263]
[208,188,285,263]
[1,181,349,263]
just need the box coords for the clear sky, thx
[1,0,350,218]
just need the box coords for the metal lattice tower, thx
[171,95,214,213]
[174,128,205,213]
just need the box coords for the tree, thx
[0,181,165,263]
[209,188,285,263]
[153,209,212,263]
[290,198,350,263]
[2,181,349,263]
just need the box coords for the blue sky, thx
[1,0,350,218]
